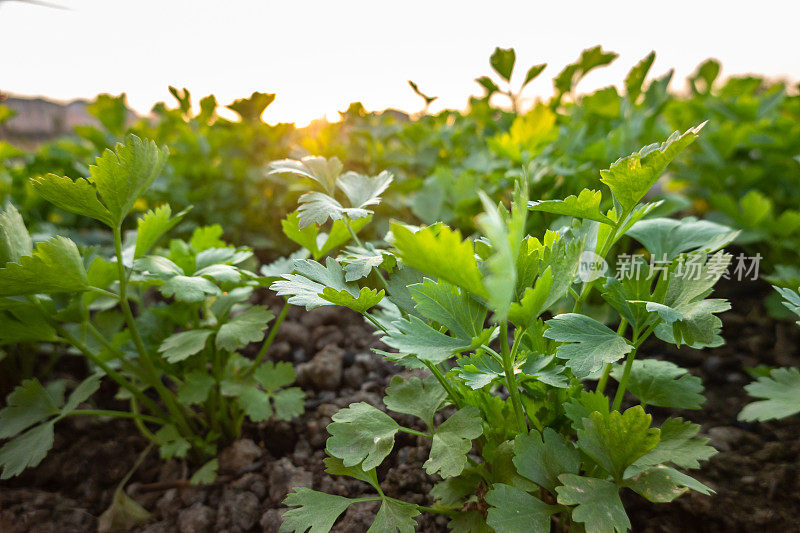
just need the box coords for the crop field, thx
[1,44,799,533]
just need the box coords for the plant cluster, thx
[270,126,738,532]
[0,135,304,479]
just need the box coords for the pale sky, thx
[1,0,798,126]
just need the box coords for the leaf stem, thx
[66,409,164,425]
[500,322,527,433]
[245,299,290,377]
[398,426,432,439]
[596,318,627,395]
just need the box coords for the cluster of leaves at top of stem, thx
[0,135,304,480]
[270,124,738,533]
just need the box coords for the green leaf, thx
[29,173,114,227]
[254,361,296,392]
[296,191,369,229]
[216,306,274,351]
[485,483,554,533]
[273,388,305,421]
[490,47,516,82]
[0,378,61,439]
[271,257,360,310]
[158,329,212,363]
[513,427,580,493]
[177,372,215,404]
[155,424,190,459]
[0,422,55,479]
[624,465,712,502]
[624,51,655,102]
[391,222,488,299]
[424,406,483,478]
[327,402,399,470]
[564,391,610,431]
[508,268,552,328]
[0,237,88,296]
[543,313,633,378]
[97,487,151,532]
[88,135,169,226]
[235,386,273,422]
[270,156,343,196]
[409,279,486,340]
[0,203,32,264]
[382,315,472,363]
[160,275,220,303]
[739,367,800,421]
[189,458,218,485]
[476,76,500,95]
[611,360,704,409]
[577,407,660,480]
[626,217,738,260]
[323,455,378,486]
[367,499,419,533]
[134,205,190,259]
[628,418,715,474]
[529,189,613,224]
[476,185,526,320]
[383,375,447,430]
[281,488,353,533]
[522,63,547,88]
[340,246,394,282]
[600,125,704,211]
[337,170,393,210]
[0,306,59,345]
[447,510,492,533]
[190,225,226,251]
[556,474,630,533]
[321,286,385,313]
[61,374,101,414]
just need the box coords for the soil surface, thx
[1,281,799,533]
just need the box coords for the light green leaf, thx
[625,51,655,101]
[177,371,215,404]
[89,135,169,225]
[508,267,552,328]
[383,375,447,430]
[296,191,369,229]
[327,402,399,470]
[271,257,360,310]
[392,222,488,299]
[0,203,32,264]
[529,189,613,224]
[523,63,547,87]
[160,275,221,302]
[409,279,486,340]
[155,424,190,459]
[0,378,61,439]
[556,474,630,533]
[190,225,225,251]
[323,455,378,486]
[382,315,472,363]
[337,170,393,209]
[0,422,55,479]
[628,417,716,474]
[273,388,305,421]
[158,329,212,363]
[134,205,190,259]
[513,427,580,493]
[61,374,101,414]
[626,217,739,260]
[321,286,385,313]
[600,125,704,211]
[424,406,483,478]
[543,313,633,378]
[739,367,800,421]
[486,483,554,533]
[270,156,343,196]
[367,499,419,533]
[254,361,296,392]
[0,237,88,296]
[235,386,273,422]
[577,406,660,480]
[611,360,704,409]
[29,174,114,227]
[281,488,353,533]
[216,306,274,351]
[189,459,218,485]
[624,465,712,502]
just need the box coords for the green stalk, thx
[500,322,527,433]
[398,426,432,439]
[612,322,659,410]
[67,409,164,425]
[112,226,194,437]
[596,318,627,395]
[245,300,290,377]
[423,361,463,408]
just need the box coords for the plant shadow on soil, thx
[1,279,799,532]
